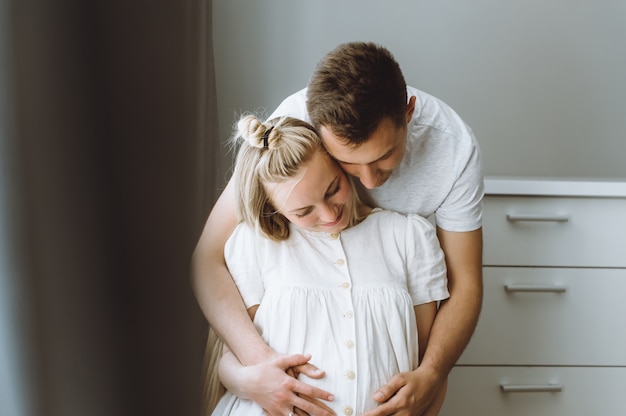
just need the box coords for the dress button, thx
[346,340,355,349]
[341,282,351,289]
[330,233,340,239]
[346,370,356,380]
[343,406,354,416]
[344,311,353,319]
[336,258,345,266]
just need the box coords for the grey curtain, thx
[3,0,218,415]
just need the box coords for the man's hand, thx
[221,352,336,416]
[360,366,444,416]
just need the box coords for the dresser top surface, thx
[484,176,626,197]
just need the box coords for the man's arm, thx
[191,179,274,364]
[424,227,483,379]
[362,227,483,416]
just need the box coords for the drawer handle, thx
[500,383,563,393]
[505,284,568,293]
[506,213,570,223]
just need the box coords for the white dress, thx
[212,209,449,415]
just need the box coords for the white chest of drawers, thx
[440,177,626,416]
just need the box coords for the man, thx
[192,42,483,416]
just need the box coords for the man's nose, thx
[356,165,378,189]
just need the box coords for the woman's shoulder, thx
[227,221,256,242]
[225,222,270,254]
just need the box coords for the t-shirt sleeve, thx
[267,88,311,123]
[435,128,485,232]
[223,224,265,308]
[405,214,450,305]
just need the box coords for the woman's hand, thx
[220,351,335,416]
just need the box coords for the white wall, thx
[213,0,626,182]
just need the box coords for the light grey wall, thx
[213,0,626,183]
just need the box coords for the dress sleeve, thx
[224,224,265,308]
[404,214,450,305]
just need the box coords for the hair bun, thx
[237,115,274,149]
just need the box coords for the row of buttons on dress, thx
[330,232,357,416]
[333,233,351,291]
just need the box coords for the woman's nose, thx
[319,202,337,222]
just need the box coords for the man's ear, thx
[406,96,416,123]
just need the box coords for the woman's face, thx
[266,150,353,234]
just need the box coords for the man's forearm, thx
[192,255,273,365]
[424,227,484,378]
[191,179,274,365]
[420,279,482,379]
[218,348,251,398]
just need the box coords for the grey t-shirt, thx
[269,86,484,232]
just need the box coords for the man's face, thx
[319,117,407,189]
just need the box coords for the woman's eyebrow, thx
[287,176,339,214]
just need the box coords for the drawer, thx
[483,196,626,267]
[441,366,626,416]
[458,267,626,366]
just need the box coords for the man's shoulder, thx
[267,88,310,122]
[406,85,476,149]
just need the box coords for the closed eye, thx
[290,176,341,218]
[325,178,340,199]
[294,207,313,218]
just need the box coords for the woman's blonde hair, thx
[202,327,224,415]
[232,114,364,241]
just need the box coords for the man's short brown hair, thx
[306,42,407,146]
